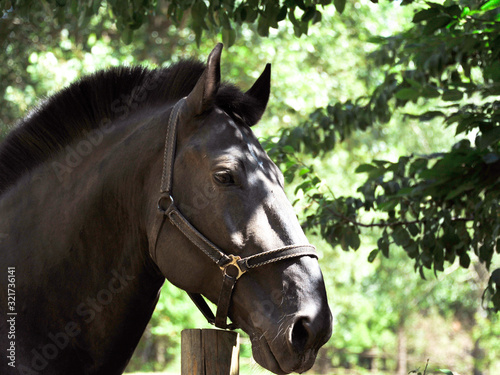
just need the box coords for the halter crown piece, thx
[150,98,318,329]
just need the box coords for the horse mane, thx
[0,60,261,195]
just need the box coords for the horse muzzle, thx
[249,306,333,374]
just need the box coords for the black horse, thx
[0,44,332,374]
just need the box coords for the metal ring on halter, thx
[157,194,174,213]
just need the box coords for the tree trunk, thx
[396,322,407,375]
[472,337,484,375]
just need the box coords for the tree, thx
[0,0,371,47]
[267,0,500,312]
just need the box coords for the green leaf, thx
[434,245,445,272]
[334,0,346,14]
[312,10,322,24]
[438,369,454,375]
[478,127,500,149]
[294,181,314,194]
[484,61,500,82]
[408,223,420,236]
[395,187,414,197]
[405,77,423,89]
[392,226,411,247]
[444,182,474,200]
[412,7,440,23]
[377,200,398,211]
[244,6,258,23]
[301,7,316,22]
[368,249,379,262]
[395,88,420,100]
[460,252,471,268]
[277,6,287,22]
[490,268,500,285]
[419,265,427,280]
[218,11,231,29]
[355,164,377,173]
[345,228,361,251]
[378,235,390,258]
[193,26,203,47]
[479,243,494,268]
[409,158,428,176]
[416,110,445,121]
[445,4,462,18]
[405,242,419,258]
[481,0,500,11]
[367,36,387,44]
[221,28,236,47]
[442,89,463,102]
[423,15,452,34]
[257,15,270,37]
[299,167,311,176]
[191,1,208,25]
[421,86,440,98]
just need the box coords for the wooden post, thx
[181,329,239,375]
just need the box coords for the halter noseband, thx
[150,98,318,329]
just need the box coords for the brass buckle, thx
[220,255,246,280]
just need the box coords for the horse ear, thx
[245,63,271,126]
[185,43,223,116]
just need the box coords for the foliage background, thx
[1,0,500,374]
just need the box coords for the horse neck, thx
[32,114,162,276]
[0,109,167,372]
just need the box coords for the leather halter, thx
[150,98,318,329]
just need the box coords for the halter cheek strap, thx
[150,98,317,329]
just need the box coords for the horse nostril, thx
[290,316,311,353]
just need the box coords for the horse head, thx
[149,44,332,374]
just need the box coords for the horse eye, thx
[214,171,235,185]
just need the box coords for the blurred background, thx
[1,0,499,374]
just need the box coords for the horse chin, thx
[250,332,288,374]
[249,330,316,375]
